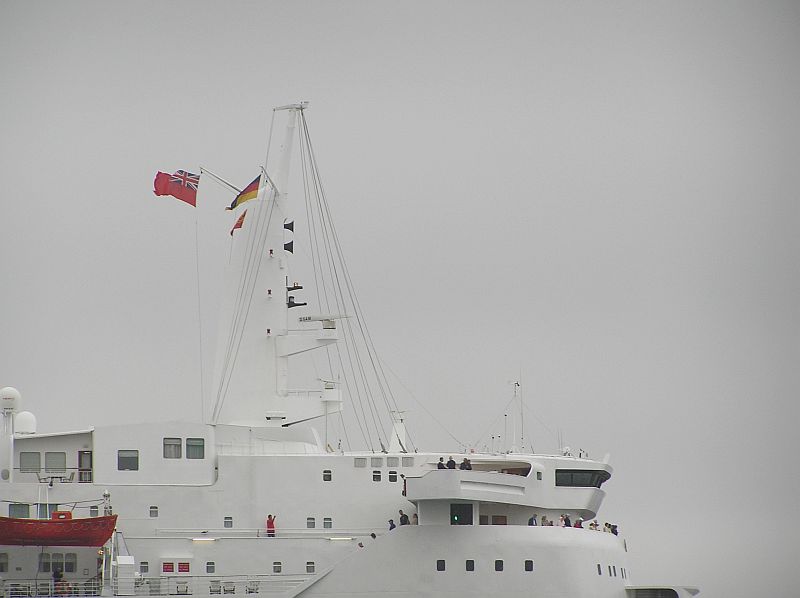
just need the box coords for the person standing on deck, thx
[266,514,276,537]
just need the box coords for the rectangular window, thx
[163,438,182,459]
[353,457,366,468]
[149,506,159,518]
[608,565,612,576]
[370,457,383,467]
[51,553,64,574]
[20,451,40,473]
[9,503,30,518]
[272,562,282,574]
[613,566,617,577]
[323,517,332,529]
[64,553,77,573]
[163,563,175,573]
[465,560,474,572]
[524,560,534,572]
[140,562,149,574]
[536,471,542,480]
[306,517,316,529]
[186,438,205,459]
[38,553,51,573]
[306,562,315,574]
[206,562,215,574]
[597,563,602,575]
[45,452,67,473]
[117,450,139,471]
[436,560,445,572]
[178,563,190,573]
[38,503,58,519]
[495,560,504,572]
[386,457,399,467]
[402,456,414,467]
[388,471,398,482]
[372,470,381,482]
[223,517,233,528]
[89,506,99,517]
[0,553,8,573]
[322,470,332,481]
[491,515,507,525]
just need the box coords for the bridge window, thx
[554,469,610,488]
[20,451,40,473]
[371,457,383,467]
[117,450,139,471]
[387,457,399,467]
[163,438,182,459]
[465,560,474,572]
[436,560,445,572]
[353,457,366,468]
[45,452,66,473]
[186,438,205,459]
[402,456,414,467]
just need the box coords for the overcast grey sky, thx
[2,1,799,596]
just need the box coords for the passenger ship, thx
[0,103,697,598]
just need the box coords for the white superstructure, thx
[0,104,698,598]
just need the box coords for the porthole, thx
[525,560,534,572]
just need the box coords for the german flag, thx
[226,175,260,210]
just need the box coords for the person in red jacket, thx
[265,514,276,537]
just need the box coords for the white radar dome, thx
[1,387,21,411]
[15,411,37,435]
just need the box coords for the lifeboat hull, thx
[0,515,117,546]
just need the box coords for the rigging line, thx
[300,139,369,450]
[218,193,276,415]
[301,121,377,451]
[380,358,465,450]
[217,180,275,412]
[214,191,277,421]
[212,190,267,419]
[337,410,352,452]
[309,167,386,450]
[298,122,376,450]
[310,168,391,446]
[194,219,205,423]
[470,393,519,450]
[300,114,400,421]
[299,121,386,445]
